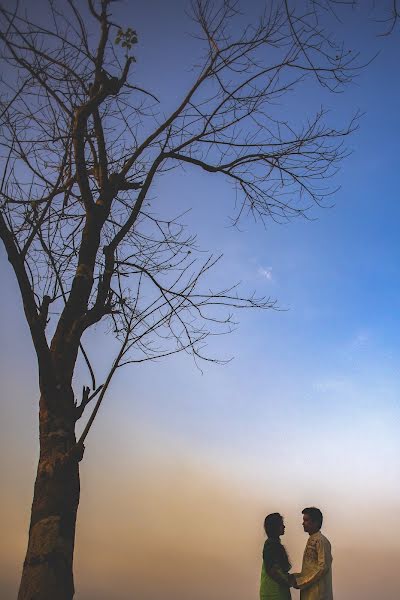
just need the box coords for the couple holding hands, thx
[260,507,333,600]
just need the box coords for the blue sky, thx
[1,2,400,599]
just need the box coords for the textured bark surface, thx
[18,390,80,600]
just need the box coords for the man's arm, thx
[295,538,331,590]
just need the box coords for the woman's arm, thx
[263,542,290,586]
[265,564,290,586]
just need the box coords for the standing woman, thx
[260,513,292,600]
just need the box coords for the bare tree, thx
[378,0,400,34]
[0,0,365,597]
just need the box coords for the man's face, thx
[302,513,318,534]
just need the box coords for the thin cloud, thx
[351,331,369,348]
[257,266,273,281]
[312,377,350,393]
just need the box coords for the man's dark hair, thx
[264,513,283,538]
[302,507,323,529]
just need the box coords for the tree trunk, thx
[18,387,80,600]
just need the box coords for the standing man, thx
[291,507,333,600]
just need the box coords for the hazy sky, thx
[1,1,400,599]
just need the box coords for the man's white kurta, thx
[294,531,333,600]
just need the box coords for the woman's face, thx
[279,519,286,536]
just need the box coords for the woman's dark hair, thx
[263,513,291,572]
[264,512,283,538]
[302,507,323,529]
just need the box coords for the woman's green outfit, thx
[260,537,292,600]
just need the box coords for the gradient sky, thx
[1,1,400,599]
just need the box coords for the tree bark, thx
[18,386,80,600]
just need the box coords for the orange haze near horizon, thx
[1,417,399,600]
